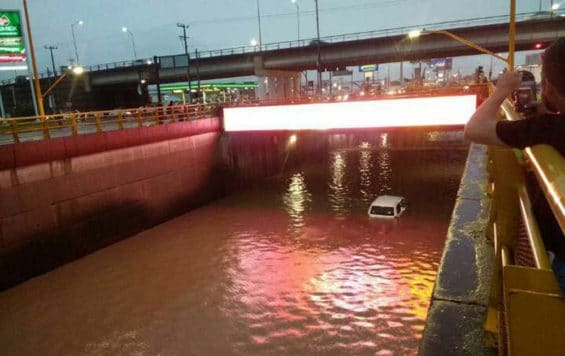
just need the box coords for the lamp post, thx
[291,0,300,42]
[41,66,84,99]
[71,20,83,65]
[121,27,137,59]
[408,29,508,63]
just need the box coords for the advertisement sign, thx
[359,64,378,72]
[0,11,26,64]
[430,58,452,70]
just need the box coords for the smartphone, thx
[512,70,537,116]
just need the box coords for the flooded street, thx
[0,130,468,355]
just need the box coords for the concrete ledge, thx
[420,144,495,354]
[420,300,494,356]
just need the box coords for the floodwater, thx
[0,130,468,355]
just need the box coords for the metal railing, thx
[487,89,565,355]
[0,104,218,145]
[156,11,555,69]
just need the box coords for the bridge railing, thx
[0,10,555,83]
[0,104,218,145]
[156,11,554,69]
[486,88,565,354]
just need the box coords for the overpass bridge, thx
[88,15,564,86]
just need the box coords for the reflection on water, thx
[376,149,392,196]
[328,151,351,218]
[359,142,374,205]
[0,130,467,356]
[283,172,312,230]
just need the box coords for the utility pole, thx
[195,48,201,99]
[177,23,192,103]
[315,0,322,96]
[256,0,263,49]
[44,45,58,76]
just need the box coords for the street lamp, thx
[121,27,138,59]
[71,20,83,65]
[291,0,300,42]
[408,29,509,65]
[41,66,85,99]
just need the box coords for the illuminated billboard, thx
[0,11,26,65]
[223,95,476,132]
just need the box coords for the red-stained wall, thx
[0,118,221,290]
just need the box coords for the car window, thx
[370,206,394,216]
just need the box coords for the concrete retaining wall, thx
[0,118,221,290]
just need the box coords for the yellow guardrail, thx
[0,103,218,144]
[487,90,565,355]
[500,99,565,235]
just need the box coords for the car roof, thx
[370,195,405,206]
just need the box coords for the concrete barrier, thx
[419,144,495,355]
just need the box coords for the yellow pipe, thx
[508,0,516,70]
[22,0,48,139]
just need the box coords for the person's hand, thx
[495,71,522,96]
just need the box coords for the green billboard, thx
[0,11,26,63]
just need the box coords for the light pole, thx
[41,66,84,99]
[71,20,83,65]
[256,0,263,50]
[291,0,300,42]
[121,27,137,59]
[315,0,322,95]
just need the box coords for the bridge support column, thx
[254,57,300,101]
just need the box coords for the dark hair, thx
[543,38,565,94]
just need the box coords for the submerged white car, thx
[368,195,406,218]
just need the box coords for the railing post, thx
[155,108,161,125]
[95,113,102,133]
[41,117,50,139]
[10,119,19,143]
[118,112,124,130]
[137,109,143,127]
[70,113,78,136]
